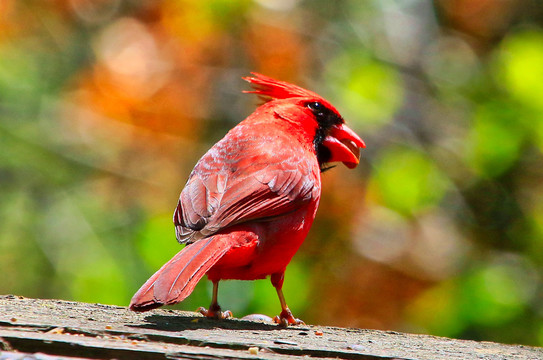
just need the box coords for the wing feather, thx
[173,126,319,244]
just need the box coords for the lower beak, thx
[321,124,365,169]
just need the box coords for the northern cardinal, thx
[130,73,365,325]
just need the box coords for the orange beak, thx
[321,123,365,169]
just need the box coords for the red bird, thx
[130,73,365,325]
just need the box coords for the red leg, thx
[271,272,305,326]
[198,281,232,319]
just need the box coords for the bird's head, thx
[243,73,365,170]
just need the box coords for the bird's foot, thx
[273,308,305,327]
[198,306,233,320]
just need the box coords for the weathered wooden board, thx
[0,295,541,360]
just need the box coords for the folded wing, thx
[174,130,318,244]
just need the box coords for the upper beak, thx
[321,123,365,169]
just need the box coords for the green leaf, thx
[371,147,450,215]
[325,50,403,131]
[495,30,543,111]
[464,102,524,177]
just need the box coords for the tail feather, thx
[129,235,232,312]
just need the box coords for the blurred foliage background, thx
[1,0,543,347]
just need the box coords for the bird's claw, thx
[198,306,233,319]
[273,309,305,327]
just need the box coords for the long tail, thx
[129,235,232,312]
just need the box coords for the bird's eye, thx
[308,102,323,113]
